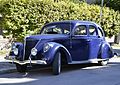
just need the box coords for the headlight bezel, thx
[31,48,37,56]
[12,43,16,49]
[12,47,19,56]
[11,43,19,55]
[43,43,51,53]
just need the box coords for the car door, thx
[70,25,90,61]
[87,25,103,59]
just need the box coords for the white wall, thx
[105,35,115,44]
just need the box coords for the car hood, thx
[26,34,69,40]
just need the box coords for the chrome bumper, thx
[5,56,47,65]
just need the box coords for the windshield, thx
[41,23,70,35]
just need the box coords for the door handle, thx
[86,39,92,42]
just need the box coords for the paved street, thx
[0,47,120,85]
[0,60,120,85]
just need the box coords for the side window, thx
[74,25,87,35]
[52,28,62,34]
[64,29,70,34]
[89,25,97,36]
[98,27,104,37]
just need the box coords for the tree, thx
[104,0,120,11]
[0,0,119,41]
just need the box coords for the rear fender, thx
[43,42,72,64]
[100,42,114,59]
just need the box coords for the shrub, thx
[0,0,120,41]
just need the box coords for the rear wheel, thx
[98,51,109,66]
[16,64,27,73]
[98,60,108,66]
[52,52,61,75]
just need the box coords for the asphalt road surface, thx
[0,61,120,85]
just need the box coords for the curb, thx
[0,56,16,74]
[0,67,16,74]
[0,62,16,74]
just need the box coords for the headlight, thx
[13,48,18,55]
[12,43,18,55]
[43,43,50,52]
[12,43,16,49]
[31,48,37,56]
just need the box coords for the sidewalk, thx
[109,56,120,63]
[113,47,120,56]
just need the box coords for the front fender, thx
[43,42,72,64]
[10,42,23,60]
[101,42,114,59]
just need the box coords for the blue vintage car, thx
[5,20,114,75]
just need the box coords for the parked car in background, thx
[5,20,114,75]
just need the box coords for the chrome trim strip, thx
[34,39,42,48]
[68,58,109,64]
[28,39,42,59]
[23,37,27,60]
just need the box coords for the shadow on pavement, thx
[0,63,100,78]
[0,63,119,85]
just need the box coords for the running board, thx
[68,59,109,64]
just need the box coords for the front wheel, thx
[16,64,27,73]
[52,52,61,75]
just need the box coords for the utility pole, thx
[0,14,3,36]
[99,0,104,25]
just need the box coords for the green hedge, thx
[0,0,120,41]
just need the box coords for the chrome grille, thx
[24,39,39,60]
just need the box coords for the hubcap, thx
[58,53,61,73]
[102,60,108,65]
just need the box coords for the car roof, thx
[45,20,98,26]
